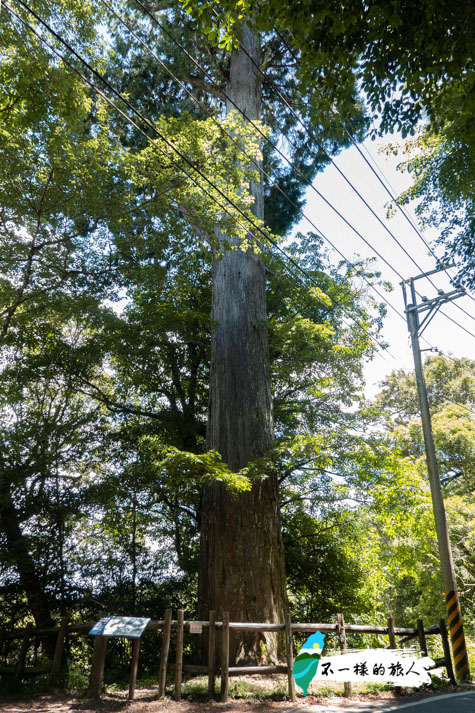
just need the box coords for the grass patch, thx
[175,674,399,700]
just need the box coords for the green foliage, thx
[376,355,475,422]
[363,458,443,624]
[0,0,280,636]
[369,356,475,630]
[145,442,253,492]
[3,0,473,687]
[283,506,375,623]
[117,0,366,236]
[385,118,475,288]
[375,356,475,490]
[267,234,383,435]
[184,0,474,137]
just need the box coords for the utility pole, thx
[402,266,469,681]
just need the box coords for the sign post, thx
[88,616,151,700]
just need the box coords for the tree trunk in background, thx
[0,472,54,632]
[198,24,287,664]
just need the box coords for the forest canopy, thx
[0,0,474,686]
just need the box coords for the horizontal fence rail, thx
[0,611,456,699]
[0,620,445,638]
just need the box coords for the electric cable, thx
[137,0,475,340]
[6,0,394,359]
[15,0,470,378]
[10,0,471,376]
[268,21,475,313]
[99,0,409,330]
[227,23,475,332]
[18,0,473,374]
[137,0,411,284]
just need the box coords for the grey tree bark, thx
[198,24,287,664]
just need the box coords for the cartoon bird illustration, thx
[292,631,326,695]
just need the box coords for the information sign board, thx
[89,616,151,639]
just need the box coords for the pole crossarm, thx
[402,278,466,339]
[406,288,465,312]
[403,262,457,283]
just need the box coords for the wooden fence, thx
[0,611,456,700]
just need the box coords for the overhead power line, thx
[99,0,409,330]
[6,0,394,359]
[271,22,475,312]
[130,1,475,353]
[223,18,475,337]
[14,0,472,374]
[145,0,475,340]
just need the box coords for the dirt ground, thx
[1,683,474,713]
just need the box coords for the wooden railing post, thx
[416,619,427,657]
[13,623,32,692]
[440,618,456,685]
[50,617,68,688]
[220,612,230,703]
[158,609,172,698]
[207,610,216,700]
[285,613,296,702]
[337,613,352,697]
[128,638,141,700]
[387,615,397,649]
[174,609,184,701]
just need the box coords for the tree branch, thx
[178,203,212,246]
[182,73,225,100]
[74,377,168,421]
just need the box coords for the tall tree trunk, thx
[198,24,287,664]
